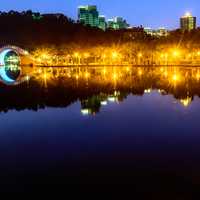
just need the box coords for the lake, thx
[1,65,200,197]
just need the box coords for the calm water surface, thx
[1,65,200,196]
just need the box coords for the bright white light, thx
[101,101,108,106]
[184,12,192,17]
[108,97,116,102]
[144,89,152,94]
[81,109,91,116]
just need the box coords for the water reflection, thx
[0,66,200,113]
[0,64,21,84]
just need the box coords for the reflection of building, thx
[80,91,121,115]
[108,17,129,30]
[78,5,99,28]
[81,96,101,115]
[144,27,169,37]
[180,12,196,31]
[0,65,23,85]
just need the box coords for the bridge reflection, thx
[0,65,29,85]
[0,66,200,114]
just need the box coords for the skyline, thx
[0,0,199,29]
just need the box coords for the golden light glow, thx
[164,71,168,77]
[23,66,200,113]
[138,69,143,76]
[180,97,192,107]
[84,53,89,58]
[44,73,47,80]
[172,74,179,82]
[74,52,79,58]
[112,73,118,80]
[75,74,79,80]
[171,71,182,84]
[41,53,50,59]
[112,51,119,59]
[102,54,106,58]
[85,72,90,79]
[196,73,200,80]
[160,53,168,60]
[126,67,130,72]
[38,69,42,74]
[103,68,107,75]
[172,50,180,57]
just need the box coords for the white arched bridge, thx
[0,45,30,66]
[0,46,31,85]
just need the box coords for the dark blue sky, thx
[1,0,199,29]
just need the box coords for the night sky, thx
[1,0,199,29]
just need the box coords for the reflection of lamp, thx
[108,97,116,102]
[180,97,192,107]
[144,89,152,94]
[81,109,92,116]
[101,101,108,106]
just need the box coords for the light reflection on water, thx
[1,66,200,193]
[0,65,200,114]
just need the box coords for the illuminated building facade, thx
[144,27,169,37]
[98,15,107,31]
[107,17,129,30]
[78,5,99,28]
[180,12,196,31]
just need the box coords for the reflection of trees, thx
[1,66,200,113]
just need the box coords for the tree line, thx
[0,10,200,52]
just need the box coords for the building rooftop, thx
[182,12,193,18]
[78,5,97,10]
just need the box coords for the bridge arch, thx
[0,45,29,66]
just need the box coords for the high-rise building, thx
[107,19,115,29]
[107,17,129,30]
[98,15,107,31]
[78,5,99,28]
[180,12,196,31]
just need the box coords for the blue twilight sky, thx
[0,0,199,29]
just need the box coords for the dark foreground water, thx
[1,66,200,197]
